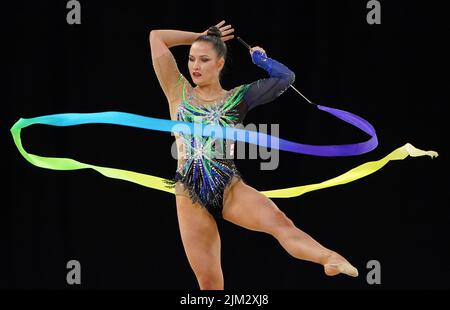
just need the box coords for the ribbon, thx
[10,111,437,198]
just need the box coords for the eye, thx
[201,59,210,63]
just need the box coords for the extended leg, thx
[222,181,358,277]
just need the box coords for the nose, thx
[193,60,200,70]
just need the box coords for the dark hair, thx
[194,26,227,60]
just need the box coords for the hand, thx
[202,20,235,42]
[249,46,266,56]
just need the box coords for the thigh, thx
[222,180,293,234]
[175,195,222,275]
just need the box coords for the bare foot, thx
[323,253,359,277]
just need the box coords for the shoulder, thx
[167,74,193,117]
[178,74,195,93]
[171,74,193,101]
[222,84,252,111]
[229,83,251,98]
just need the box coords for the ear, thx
[217,57,225,72]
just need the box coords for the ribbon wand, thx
[235,35,379,155]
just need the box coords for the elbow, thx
[288,70,295,85]
[280,70,295,87]
[278,71,295,92]
[149,29,161,42]
[273,66,295,86]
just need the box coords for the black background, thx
[2,0,449,291]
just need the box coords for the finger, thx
[216,20,226,28]
[221,28,234,36]
[250,47,265,55]
[253,47,264,53]
[220,24,232,31]
[222,35,234,42]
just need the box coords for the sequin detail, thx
[165,79,250,216]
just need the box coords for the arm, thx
[243,48,296,111]
[149,21,235,103]
[149,29,200,102]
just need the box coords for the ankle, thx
[320,251,337,266]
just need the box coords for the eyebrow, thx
[189,54,211,58]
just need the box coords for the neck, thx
[195,81,223,100]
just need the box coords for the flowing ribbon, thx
[11,110,437,198]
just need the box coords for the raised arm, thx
[243,47,296,111]
[149,29,200,102]
[149,21,235,103]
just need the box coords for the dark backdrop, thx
[3,0,448,290]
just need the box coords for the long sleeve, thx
[242,50,296,111]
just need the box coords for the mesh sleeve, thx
[152,51,182,102]
[243,51,295,111]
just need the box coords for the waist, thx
[176,157,237,173]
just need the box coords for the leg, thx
[176,194,224,289]
[222,181,358,277]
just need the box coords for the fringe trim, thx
[165,165,243,217]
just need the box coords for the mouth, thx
[192,72,202,78]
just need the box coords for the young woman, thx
[149,20,358,290]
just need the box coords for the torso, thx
[166,76,251,215]
[171,78,246,172]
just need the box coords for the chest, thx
[177,98,240,126]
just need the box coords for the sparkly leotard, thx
[163,51,295,218]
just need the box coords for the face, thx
[188,41,224,86]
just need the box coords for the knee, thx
[273,210,294,227]
[197,273,223,290]
[267,210,295,234]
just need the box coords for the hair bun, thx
[207,26,222,38]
